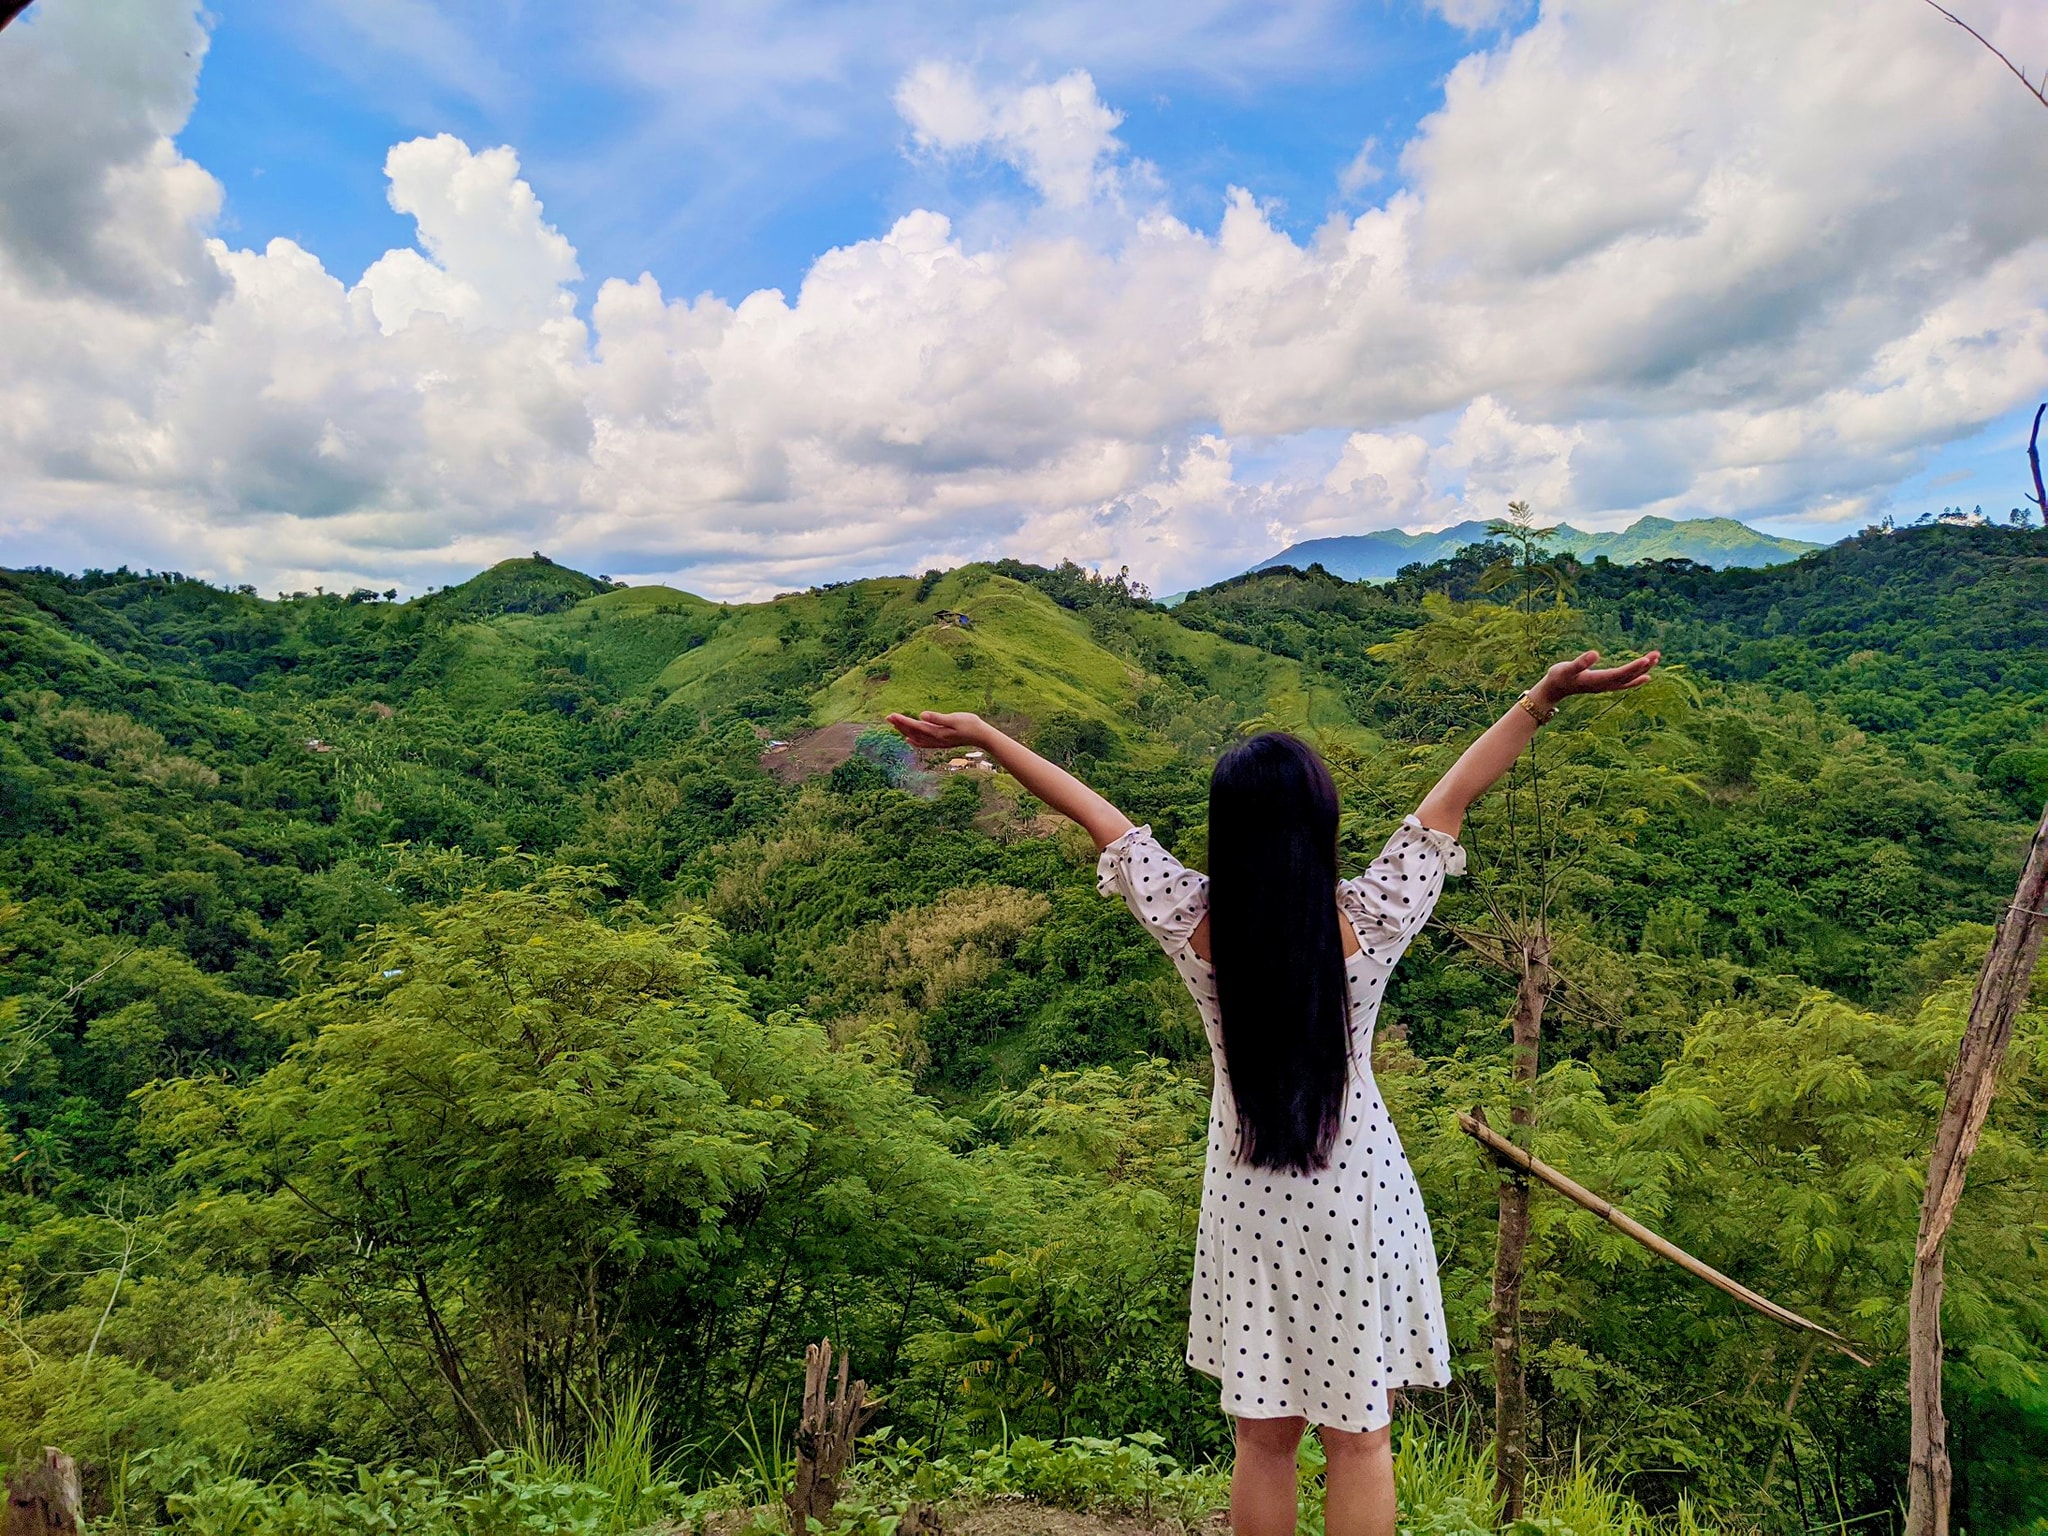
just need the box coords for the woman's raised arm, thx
[887,711,1135,850]
[1414,649,1661,839]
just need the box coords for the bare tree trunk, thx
[786,1339,879,1534]
[1905,800,2048,1536]
[1492,931,1552,1521]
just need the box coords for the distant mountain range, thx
[1254,515,1824,582]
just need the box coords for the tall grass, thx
[1528,1456,1660,1536]
[724,1395,797,1503]
[1264,1421,1746,1536]
[578,1376,679,1533]
[122,1378,696,1536]
[1390,1421,1500,1534]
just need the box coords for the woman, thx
[887,646,1658,1536]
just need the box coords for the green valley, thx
[3,525,2047,1533]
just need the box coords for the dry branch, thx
[2028,403,2046,522]
[1458,1108,1873,1367]
[1922,1,2048,111]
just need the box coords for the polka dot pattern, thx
[1097,816,1463,1433]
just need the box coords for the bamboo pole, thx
[1457,1108,1873,1368]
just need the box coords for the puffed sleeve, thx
[1097,824,1210,958]
[1338,814,1465,967]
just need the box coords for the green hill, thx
[425,554,616,618]
[1577,514,1818,565]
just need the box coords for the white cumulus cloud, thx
[896,62,1135,209]
[358,136,581,334]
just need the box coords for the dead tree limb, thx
[1458,1108,1873,1367]
[4,1448,83,1535]
[1922,2,2048,111]
[1905,798,2048,1536]
[785,1339,880,1534]
[2028,403,2047,522]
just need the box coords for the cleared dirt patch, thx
[760,721,868,784]
[699,1500,1227,1536]
[951,1500,1228,1536]
[760,723,983,801]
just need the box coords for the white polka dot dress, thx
[1097,815,1465,1433]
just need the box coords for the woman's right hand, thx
[889,709,1134,847]
[1535,649,1660,705]
[887,710,988,750]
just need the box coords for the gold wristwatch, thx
[1517,689,1557,725]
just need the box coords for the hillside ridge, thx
[1255,513,1823,581]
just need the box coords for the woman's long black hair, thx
[1207,731,1350,1175]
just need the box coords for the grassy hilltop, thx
[648,564,1366,755]
[3,525,2048,1532]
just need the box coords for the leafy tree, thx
[144,872,983,1456]
[1031,712,1117,769]
[921,1059,1220,1457]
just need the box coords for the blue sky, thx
[177,3,1480,308]
[2,0,2044,598]
[1894,405,2048,527]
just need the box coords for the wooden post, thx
[5,1448,83,1536]
[1490,933,1551,1520]
[785,1339,880,1534]
[1905,800,2048,1536]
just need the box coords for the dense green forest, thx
[3,524,2046,1533]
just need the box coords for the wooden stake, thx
[1458,1108,1873,1367]
[5,1448,83,1535]
[1905,798,2048,1536]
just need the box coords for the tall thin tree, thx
[1363,508,1690,1514]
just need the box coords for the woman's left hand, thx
[1538,649,1660,702]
